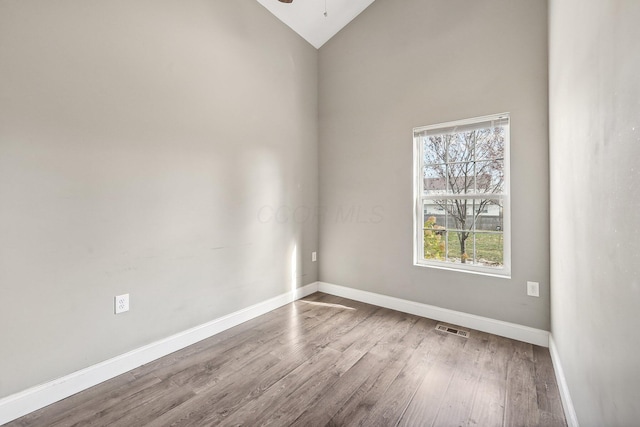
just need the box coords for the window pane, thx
[445,229,473,264]
[423,165,447,195]
[473,199,503,232]
[447,132,473,164]
[423,136,447,165]
[445,199,473,232]
[475,160,504,193]
[423,226,446,261]
[474,232,504,267]
[423,201,446,228]
[446,160,475,194]
[423,200,446,261]
[474,126,505,161]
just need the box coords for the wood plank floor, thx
[8,293,566,427]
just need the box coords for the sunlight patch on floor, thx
[299,300,356,310]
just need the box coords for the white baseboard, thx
[0,282,319,425]
[317,282,549,347]
[549,335,580,427]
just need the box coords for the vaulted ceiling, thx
[255,0,376,48]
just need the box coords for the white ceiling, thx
[255,0,376,49]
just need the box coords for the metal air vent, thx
[436,324,469,338]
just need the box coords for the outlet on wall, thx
[312,251,317,262]
[115,294,130,314]
[527,281,540,297]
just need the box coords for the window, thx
[413,113,510,277]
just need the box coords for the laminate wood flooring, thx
[7,293,566,426]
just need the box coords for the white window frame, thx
[413,113,511,278]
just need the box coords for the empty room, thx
[1,0,638,426]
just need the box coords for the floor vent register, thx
[435,324,469,338]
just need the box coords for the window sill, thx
[413,260,511,279]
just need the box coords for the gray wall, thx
[549,0,640,425]
[0,0,318,398]
[318,0,550,329]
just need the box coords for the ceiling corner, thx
[255,0,376,48]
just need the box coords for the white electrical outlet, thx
[527,281,540,297]
[312,251,317,262]
[115,294,130,314]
